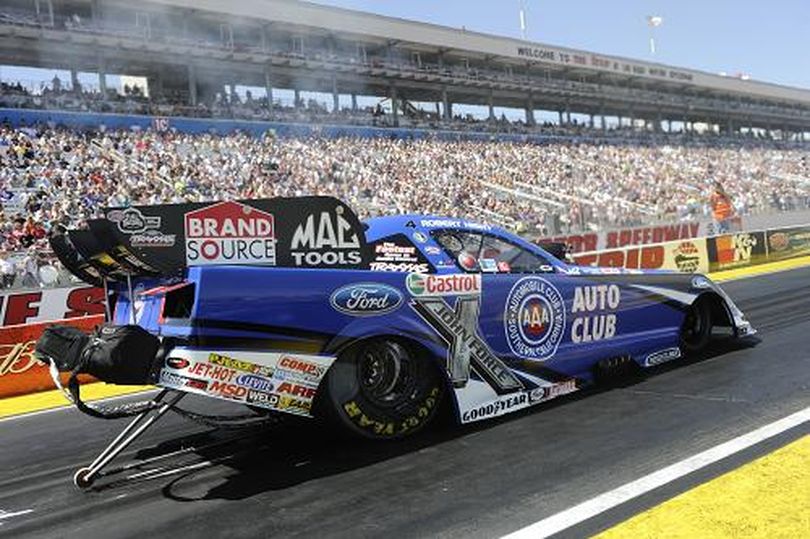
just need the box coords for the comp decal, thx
[504,277,565,361]
[410,292,523,394]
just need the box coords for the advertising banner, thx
[0,285,105,327]
[544,221,710,254]
[765,226,810,262]
[707,231,767,272]
[573,238,709,273]
[0,315,103,398]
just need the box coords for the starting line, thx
[501,405,810,539]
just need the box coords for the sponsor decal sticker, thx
[570,284,620,344]
[529,379,578,403]
[425,246,442,255]
[234,373,275,392]
[184,201,276,266]
[644,347,681,367]
[165,357,190,370]
[406,273,481,297]
[208,352,273,377]
[246,389,279,407]
[290,206,362,266]
[107,207,176,247]
[412,232,428,244]
[159,370,208,391]
[768,232,789,252]
[187,362,237,382]
[504,277,566,361]
[461,392,528,422]
[278,356,326,380]
[276,381,317,399]
[330,283,403,316]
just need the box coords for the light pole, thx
[647,15,663,55]
[519,0,528,40]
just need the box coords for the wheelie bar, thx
[73,389,185,489]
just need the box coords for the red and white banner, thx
[0,285,105,327]
[544,222,710,254]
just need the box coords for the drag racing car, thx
[45,196,755,445]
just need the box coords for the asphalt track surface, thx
[1,268,809,539]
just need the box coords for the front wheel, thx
[680,298,713,354]
[318,339,445,439]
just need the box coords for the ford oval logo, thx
[330,283,403,316]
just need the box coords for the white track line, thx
[0,389,158,424]
[502,405,810,539]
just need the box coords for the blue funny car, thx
[50,196,755,441]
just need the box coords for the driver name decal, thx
[411,296,523,394]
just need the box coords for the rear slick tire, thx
[319,339,444,440]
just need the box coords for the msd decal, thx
[504,277,565,361]
[184,201,276,266]
[290,206,361,266]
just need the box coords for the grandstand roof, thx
[145,0,810,105]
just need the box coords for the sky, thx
[312,0,810,89]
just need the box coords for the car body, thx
[54,197,755,439]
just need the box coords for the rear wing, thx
[51,196,373,285]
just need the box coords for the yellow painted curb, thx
[0,383,154,419]
[597,435,810,539]
[708,255,810,281]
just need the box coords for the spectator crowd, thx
[0,121,809,289]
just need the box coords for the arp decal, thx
[570,284,620,344]
[504,277,565,361]
[330,283,403,316]
[411,296,523,393]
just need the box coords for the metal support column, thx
[332,76,339,113]
[187,64,197,106]
[442,86,451,120]
[351,94,358,112]
[488,89,495,121]
[98,57,107,97]
[264,65,273,109]
[390,84,399,127]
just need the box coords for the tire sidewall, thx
[318,339,445,440]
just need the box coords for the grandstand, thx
[0,0,809,137]
[1,1,810,290]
